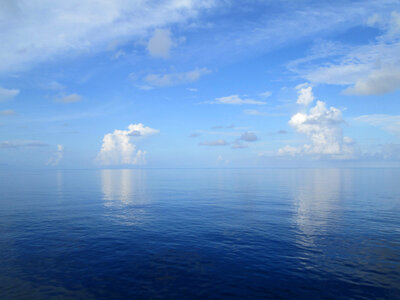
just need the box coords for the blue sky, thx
[1,0,400,168]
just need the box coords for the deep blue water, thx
[0,168,399,299]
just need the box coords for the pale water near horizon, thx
[0,168,399,299]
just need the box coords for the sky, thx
[1,0,400,169]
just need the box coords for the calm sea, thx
[0,168,399,299]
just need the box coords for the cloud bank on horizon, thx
[0,0,400,168]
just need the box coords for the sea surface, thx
[0,168,399,299]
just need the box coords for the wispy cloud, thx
[199,139,228,146]
[210,95,266,105]
[243,109,285,117]
[0,140,48,149]
[243,109,266,116]
[56,93,82,103]
[189,133,201,138]
[354,114,400,135]
[343,66,400,95]
[260,91,272,98]
[0,87,19,102]
[42,81,66,91]
[0,109,16,116]
[0,0,216,73]
[231,141,248,149]
[211,124,235,129]
[143,68,211,87]
[289,11,400,95]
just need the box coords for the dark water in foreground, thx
[0,168,399,299]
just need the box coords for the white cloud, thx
[47,144,64,166]
[0,140,48,149]
[278,145,302,156]
[112,50,126,60]
[260,91,272,98]
[243,109,267,116]
[213,95,266,105]
[144,68,210,87]
[354,114,400,135]
[211,124,235,129]
[147,29,173,58]
[343,66,400,95]
[200,139,228,146]
[291,11,400,95]
[279,87,354,159]
[0,0,215,73]
[0,87,19,102]
[0,109,16,116]
[304,64,370,86]
[97,123,159,165]
[243,109,285,117]
[57,93,82,103]
[42,81,66,90]
[296,85,314,106]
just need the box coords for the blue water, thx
[0,168,399,299]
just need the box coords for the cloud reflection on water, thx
[292,169,353,248]
[101,169,149,207]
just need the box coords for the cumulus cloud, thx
[0,1,215,73]
[147,29,173,58]
[47,144,64,166]
[279,87,354,159]
[199,139,228,146]
[144,68,210,87]
[0,140,48,149]
[0,109,16,116]
[0,87,19,102]
[97,123,159,165]
[57,93,82,103]
[212,95,266,105]
[296,84,314,105]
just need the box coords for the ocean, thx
[0,168,399,299]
